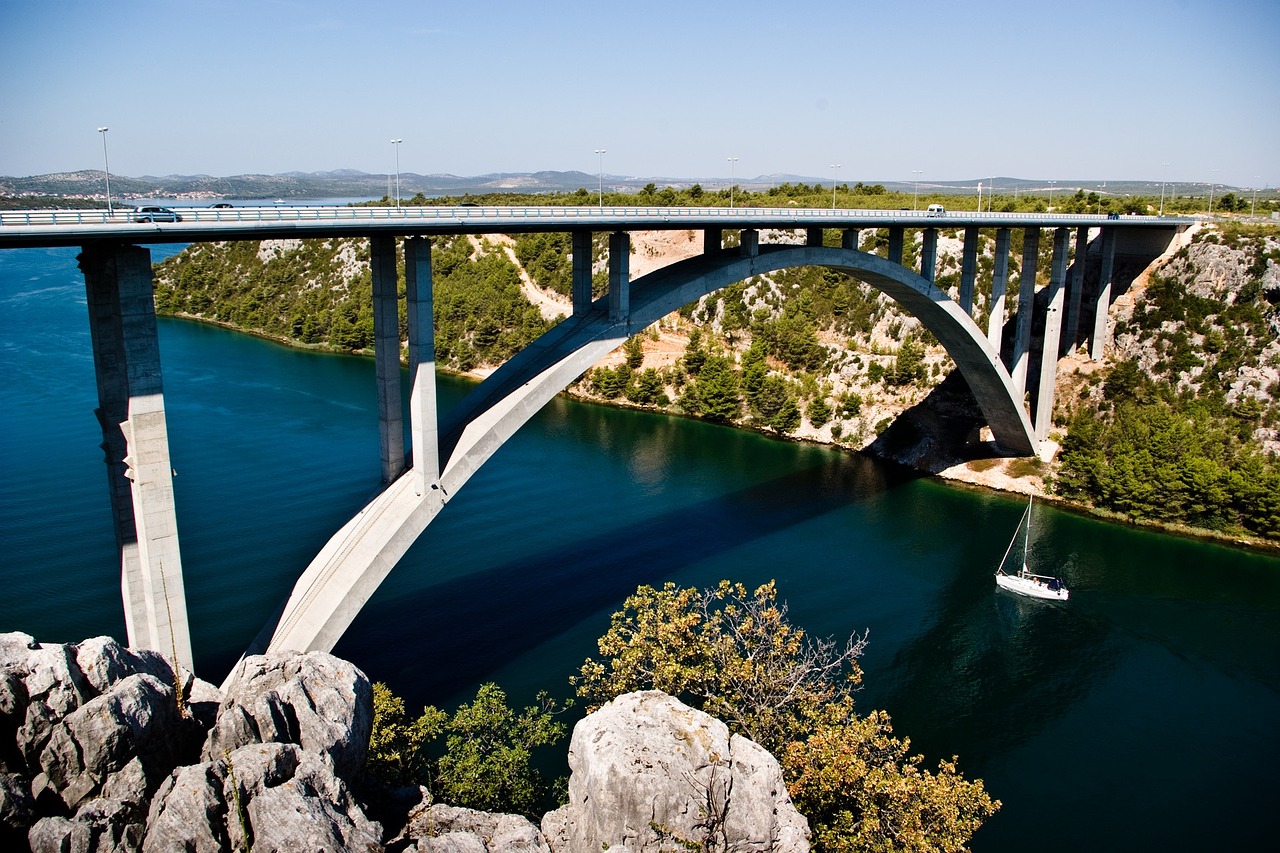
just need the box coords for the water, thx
[2,246,1278,851]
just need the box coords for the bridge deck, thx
[0,205,1194,249]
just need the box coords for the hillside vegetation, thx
[152,202,1280,543]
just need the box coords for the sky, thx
[1,0,1277,188]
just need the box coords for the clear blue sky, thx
[2,0,1276,188]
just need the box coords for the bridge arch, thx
[259,241,1034,658]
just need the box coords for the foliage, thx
[574,581,999,851]
[367,682,567,819]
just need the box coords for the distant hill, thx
[0,169,1246,202]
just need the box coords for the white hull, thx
[996,568,1069,601]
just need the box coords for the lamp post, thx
[390,139,402,208]
[1252,175,1261,218]
[1048,179,1055,211]
[830,164,840,210]
[727,156,738,208]
[988,176,994,212]
[97,127,112,213]
[1159,162,1170,216]
[1208,168,1218,215]
[912,169,922,211]
[594,149,606,209]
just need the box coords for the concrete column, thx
[888,226,904,265]
[1033,227,1072,441]
[959,225,979,315]
[806,227,824,247]
[988,228,1011,352]
[608,231,630,324]
[1063,226,1089,355]
[79,243,192,671]
[1011,228,1040,393]
[740,229,759,257]
[404,236,438,495]
[571,230,594,315]
[841,228,860,251]
[920,228,938,283]
[703,228,723,253]
[371,235,404,484]
[1090,228,1117,360]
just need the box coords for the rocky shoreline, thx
[0,632,809,852]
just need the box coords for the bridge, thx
[1,205,1191,673]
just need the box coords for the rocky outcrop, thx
[397,804,549,852]
[543,691,809,853]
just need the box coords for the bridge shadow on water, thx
[333,451,922,708]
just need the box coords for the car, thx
[1107,212,1120,220]
[210,202,233,209]
[926,203,946,217]
[132,206,182,223]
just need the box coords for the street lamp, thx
[727,157,738,208]
[594,149,606,209]
[1048,179,1055,211]
[912,169,922,211]
[97,127,112,213]
[830,164,841,210]
[1097,181,1105,215]
[1252,175,1261,218]
[1159,162,1170,216]
[390,139,402,208]
[1208,168,1218,215]
[988,176,995,212]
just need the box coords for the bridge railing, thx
[0,204,1181,230]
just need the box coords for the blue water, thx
[2,246,1278,851]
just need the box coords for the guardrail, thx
[0,204,1188,229]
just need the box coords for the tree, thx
[574,581,999,851]
[367,682,567,819]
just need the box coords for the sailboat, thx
[995,496,1069,601]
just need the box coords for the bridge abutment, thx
[79,243,193,671]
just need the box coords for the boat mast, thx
[1023,496,1033,573]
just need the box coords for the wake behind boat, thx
[995,496,1069,601]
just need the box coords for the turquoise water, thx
[2,246,1278,851]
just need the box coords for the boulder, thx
[402,803,549,852]
[543,691,808,853]
[203,652,371,782]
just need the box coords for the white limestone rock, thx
[543,691,808,853]
[403,803,550,852]
[203,651,372,782]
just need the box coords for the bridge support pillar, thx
[1011,228,1040,393]
[1063,226,1089,355]
[887,226,904,265]
[79,243,192,671]
[608,231,630,324]
[988,228,1011,352]
[740,229,759,257]
[572,230,593,315]
[703,228,723,254]
[959,225,979,315]
[1033,227,1072,441]
[405,237,439,494]
[841,229,860,251]
[371,235,405,484]
[920,228,938,283]
[806,228,823,247]
[1089,228,1118,360]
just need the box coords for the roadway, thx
[0,204,1196,249]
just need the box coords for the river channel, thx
[2,245,1277,851]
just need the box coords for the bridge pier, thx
[841,229,860,251]
[1033,227,1072,440]
[988,228,1011,351]
[740,229,760,257]
[405,236,439,493]
[608,231,630,323]
[1011,227,1040,393]
[920,228,938,283]
[371,235,405,484]
[1063,226,1089,356]
[959,225,979,315]
[806,228,823,247]
[572,230,593,314]
[887,226,905,265]
[1090,228,1118,360]
[703,228,722,254]
[79,243,193,671]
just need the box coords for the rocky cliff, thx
[0,634,808,852]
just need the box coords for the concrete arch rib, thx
[261,244,1033,657]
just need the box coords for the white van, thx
[926,203,946,217]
